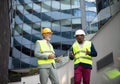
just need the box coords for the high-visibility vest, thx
[72,41,92,65]
[105,69,120,80]
[36,40,55,65]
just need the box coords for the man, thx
[70,29,97,84]
[34,28,60,84]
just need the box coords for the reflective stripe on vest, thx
[36,40,55,65]
[72,41,92,65]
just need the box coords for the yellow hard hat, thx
[42,28,53,34]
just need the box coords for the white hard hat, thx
[74,29,86,36]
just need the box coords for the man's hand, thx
[56,57,61,62]
[69,52,74,60]
[86,48,90,55]
[48,54,55,59]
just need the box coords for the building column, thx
[0,0,10,84]
[80,0,87,31]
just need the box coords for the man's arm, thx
[69,48,74,60]
[89,43,97,57]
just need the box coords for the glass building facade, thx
[9,0,97,70]
[8,0,99,82]
[94,0,120,28]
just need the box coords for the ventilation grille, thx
[97,52,114,71]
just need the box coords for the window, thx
[71,0,80,9]
[51,0,60,11]
[23,3,33,14]
[33,2,41,13]
[41,1,51,12]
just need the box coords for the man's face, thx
[76,34,85,43]
[43,33,52,41]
